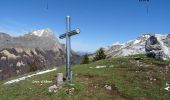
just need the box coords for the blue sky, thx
[0,0,170,52]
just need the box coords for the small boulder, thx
[65,88,75,94]
[48,85,58,93]
[104,85,112,91]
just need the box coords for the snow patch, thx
[164,82,170,91]
[31,29,52,37]
[142,34,151,38]
[96,65,106,69]
[4,68,57,85]
[164,86,170,91]
[133,39,141,44]
[32,30,45,37]
[112,42,124,46]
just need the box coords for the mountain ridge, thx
[104,34,170,60]
[89,34,170,60]
[0,29,81,80]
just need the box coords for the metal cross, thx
[59,16,80,83]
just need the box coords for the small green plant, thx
[82,54,89,64]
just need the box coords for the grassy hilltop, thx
[0,54,170,100]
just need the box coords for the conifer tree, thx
[94,48,106,61]
[82,54,89,64]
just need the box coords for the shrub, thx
[93,48,106,61]
[82,54,89,64]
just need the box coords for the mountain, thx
[0,29,61,51]
[104,34,150,58]
[0,29,81,80]
[94,34,170,60]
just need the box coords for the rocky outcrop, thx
[0,29,81,80]
[145,34,170,60]
[145,35,163,59]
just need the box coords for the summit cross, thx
[59,16,80,83]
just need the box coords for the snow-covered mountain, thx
[103,34,170,60]
[104,34,150,57]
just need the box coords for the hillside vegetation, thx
[0,54,170,100]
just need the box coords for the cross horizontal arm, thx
[59,33,67,39]
[59,28,80,39]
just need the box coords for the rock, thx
[65,88,75,94]
[56,73,63,86]
[104,85,112,91]
[48,85,58,93]
[145,35,163,59]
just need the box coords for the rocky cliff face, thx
[0,29,81,80]
[101,34,170,60]
[145,34,170,60]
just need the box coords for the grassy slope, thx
[0,54,170,100]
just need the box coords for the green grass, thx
[0,54,170,100]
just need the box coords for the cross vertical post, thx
[59,16,80,84]
[66,16,71,83]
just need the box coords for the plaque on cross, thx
[59,16,80,83]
